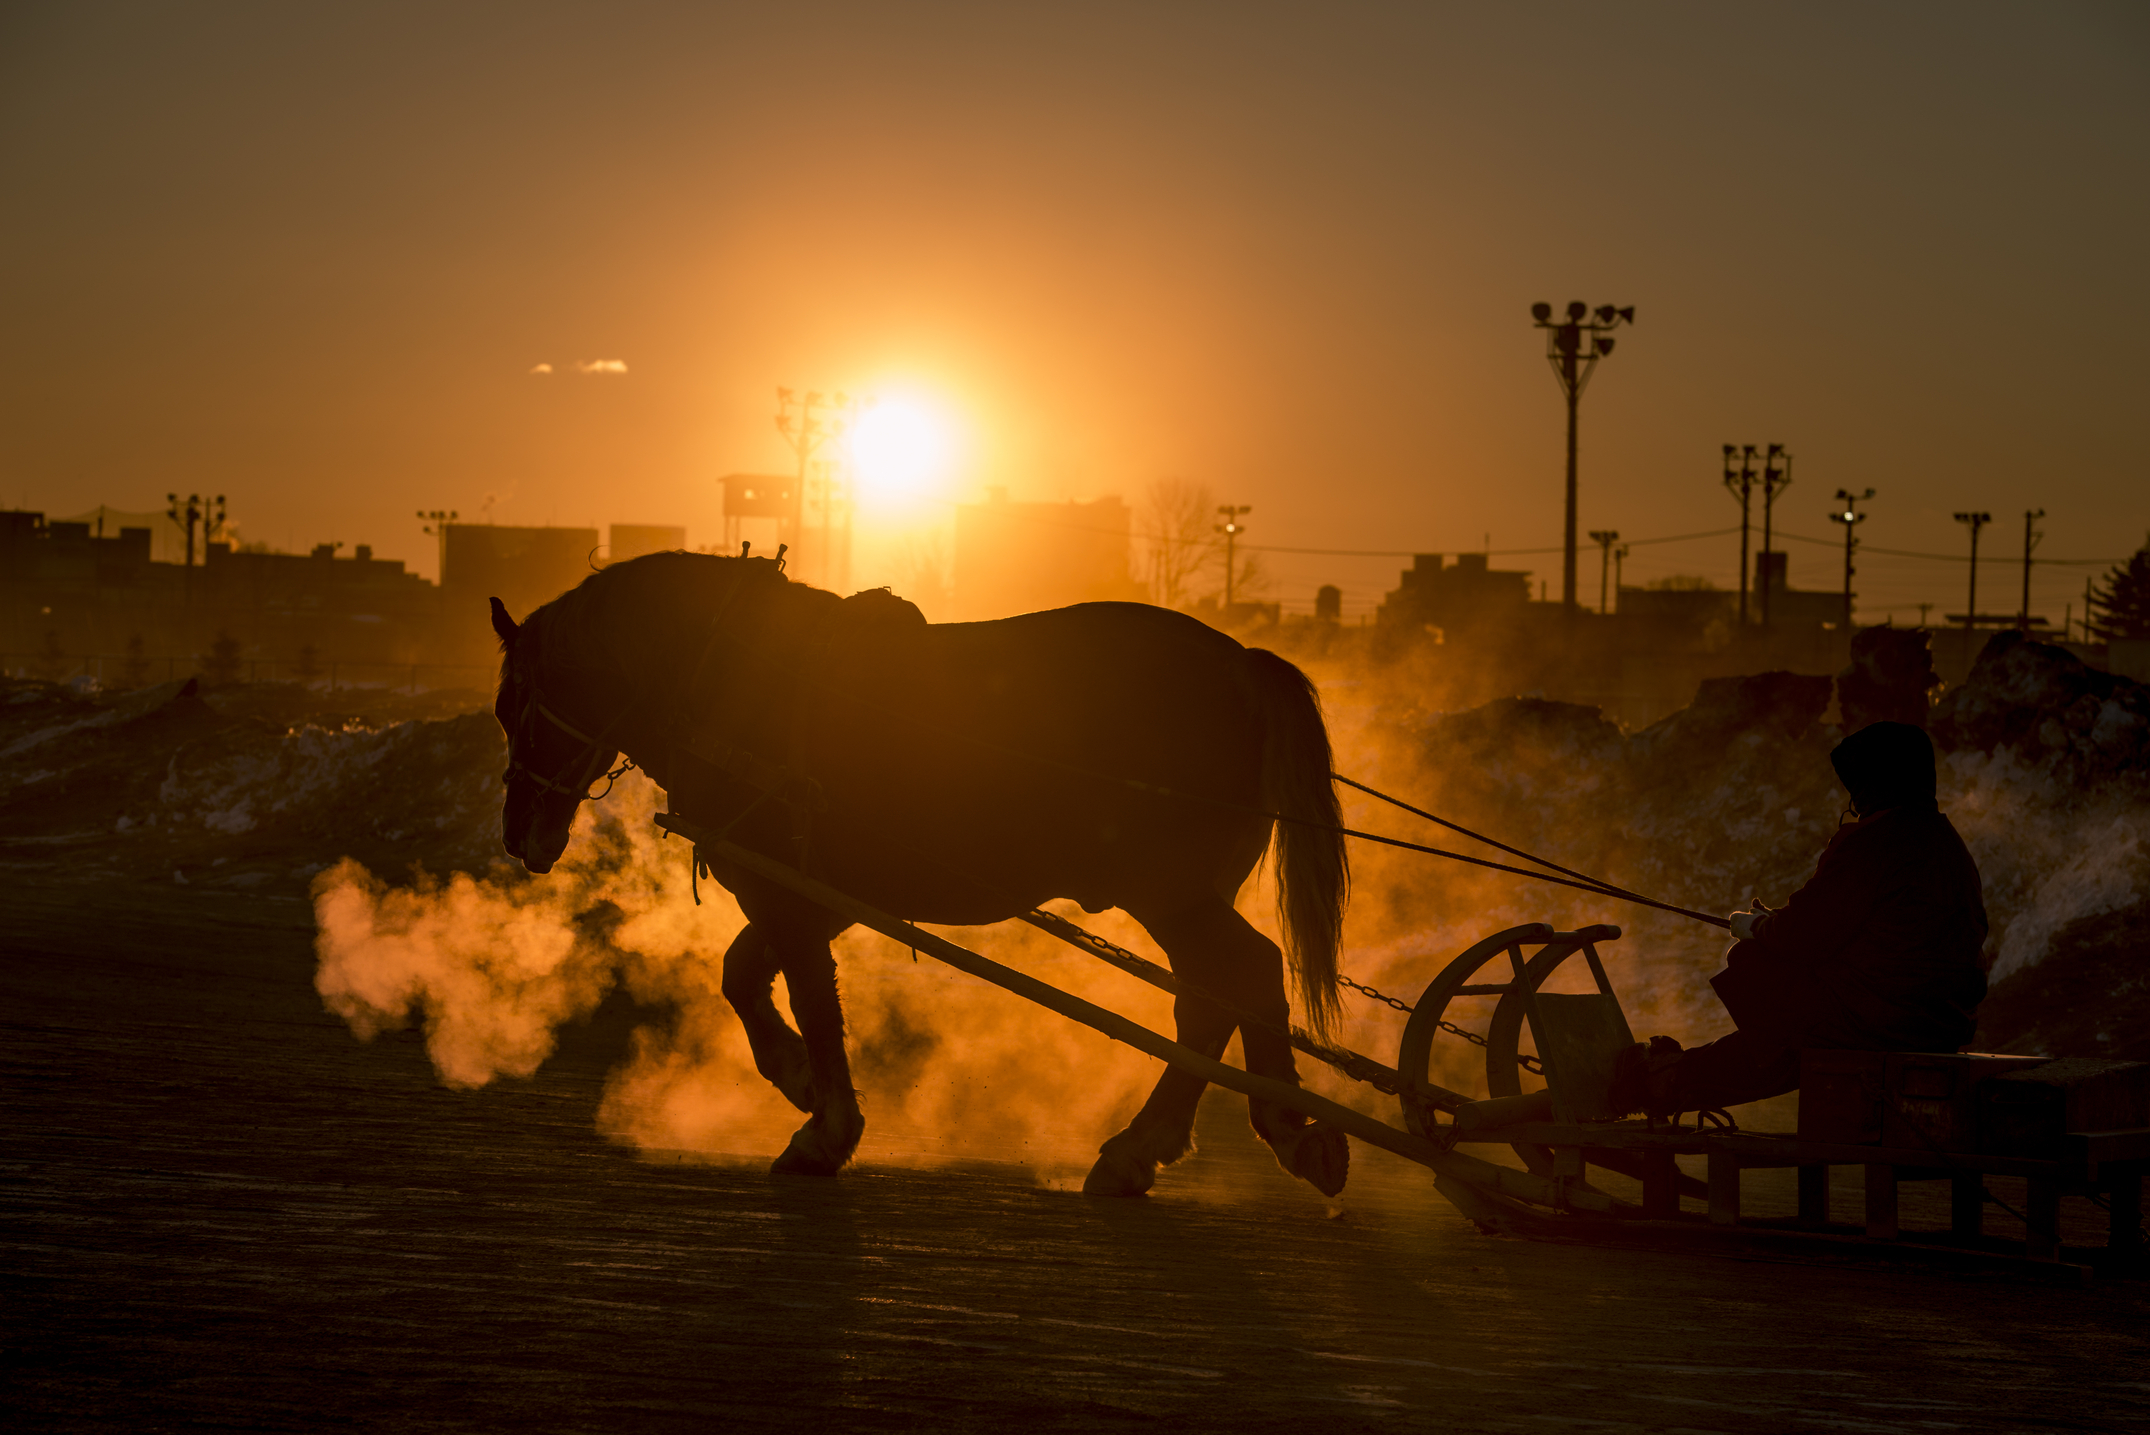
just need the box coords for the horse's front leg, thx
[719,922,815,1113]
[1120,897,1348,1199]
[767,932,864,1177]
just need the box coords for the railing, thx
[0,654,497,694]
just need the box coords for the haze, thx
[3,1,2145,621]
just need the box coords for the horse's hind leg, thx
[720,923,815,1113]
[768,931,864,1177]
[1105,898,1348,1199]
[1083,980,1237,1197]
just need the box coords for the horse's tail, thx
[1247,647,1347,1041]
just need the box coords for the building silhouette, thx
[953,489,1145,619]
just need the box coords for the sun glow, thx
[850,397,955,510]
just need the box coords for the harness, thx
[503,621,639,802]
[505,548,906,879]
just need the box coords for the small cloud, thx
[574,359,628,375]
[529,363,553,375]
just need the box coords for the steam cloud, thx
[310,640,2149,1170]
[314,773,1174,1173]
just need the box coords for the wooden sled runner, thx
[656,812,2149,1283]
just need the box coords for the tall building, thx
[609,524,687,564]
[952,489,1146,619]
[443,524,600,622]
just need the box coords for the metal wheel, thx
[1395,923,1620,1180]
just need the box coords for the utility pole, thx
[1613,542,1629,607]
[1588,529,1620,615]
[1954,510,1993,637]
[1760,445,1792,628]
[166,492,225,609]
[1531,301,1634,614]
[1829,488,1874,629]
[1722,445,1757,626]
[2019,508,2045,631]
[1216,506,1251,608]
[775,388,849,567]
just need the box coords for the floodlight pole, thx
[1588,529,1620,615]
[1217,506,1251,607]
[1531,301,1634,614]
[775,387,849,567]
[1723,445,1757,627]
[1760,445,1791,628]
[2019,508,2045,631]
[1953,510,1992,637]
[1830,488,1874,629]
[417,509,458,587]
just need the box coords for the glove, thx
[1728,901,1773,942]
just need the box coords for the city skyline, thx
[4,2,2144,624]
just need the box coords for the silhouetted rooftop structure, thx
[1377,553,1533,633]
[953,489,1144,619]
[609,524,687,564]
[443,523,599,621]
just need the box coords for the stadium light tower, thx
[1830,489,1875,629]
[775,387,850,563]
[1531,301,1635,614]
[417,510,458,586]
[1216,505,1252,607]
[1759,445,1792,628]
[1722,445,1758,627]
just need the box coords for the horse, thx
[489,550,1351,1198]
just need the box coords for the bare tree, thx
[1229,548,1273,602]
[1140,478,1219,610]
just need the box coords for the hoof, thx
[1286,1120,1350,1197]
[770,1113,859,1177]
[1082,1133,1157,1198]
[1264,1117,1350,1197]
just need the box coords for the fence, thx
[0,653,497,694]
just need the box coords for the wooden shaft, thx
[1708,1149,1742,1226]
[1797,1163,1829,1227]
[703,835,1618,1215]
[1864,1163,1899,1240]
[1951,1173,1984,1241]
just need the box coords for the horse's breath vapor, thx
[313,772,1176,1173]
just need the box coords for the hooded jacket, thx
[1711,801,1989,1053]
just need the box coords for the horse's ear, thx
[489,596,519,646]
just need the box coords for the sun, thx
[850,397,954,509]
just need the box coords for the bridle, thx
[503,620,638,806]
[506,691,637,803]
[502,546,790,811]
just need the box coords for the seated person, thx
[1613,720,1989,1117]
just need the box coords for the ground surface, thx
[6,881,2149,1434]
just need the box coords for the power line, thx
[1777,529,2126,566]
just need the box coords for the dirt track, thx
[6,881,2148,1433]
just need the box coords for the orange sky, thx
[3,2,2145,621]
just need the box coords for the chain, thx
[1335,973,1413,1013]
[1335,973,1544,1075]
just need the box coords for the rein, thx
[504,613,639,804]
[505,547,813,823]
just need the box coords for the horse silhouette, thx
[490,551,1350,1197]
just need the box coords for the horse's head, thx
[491,596,619,875]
